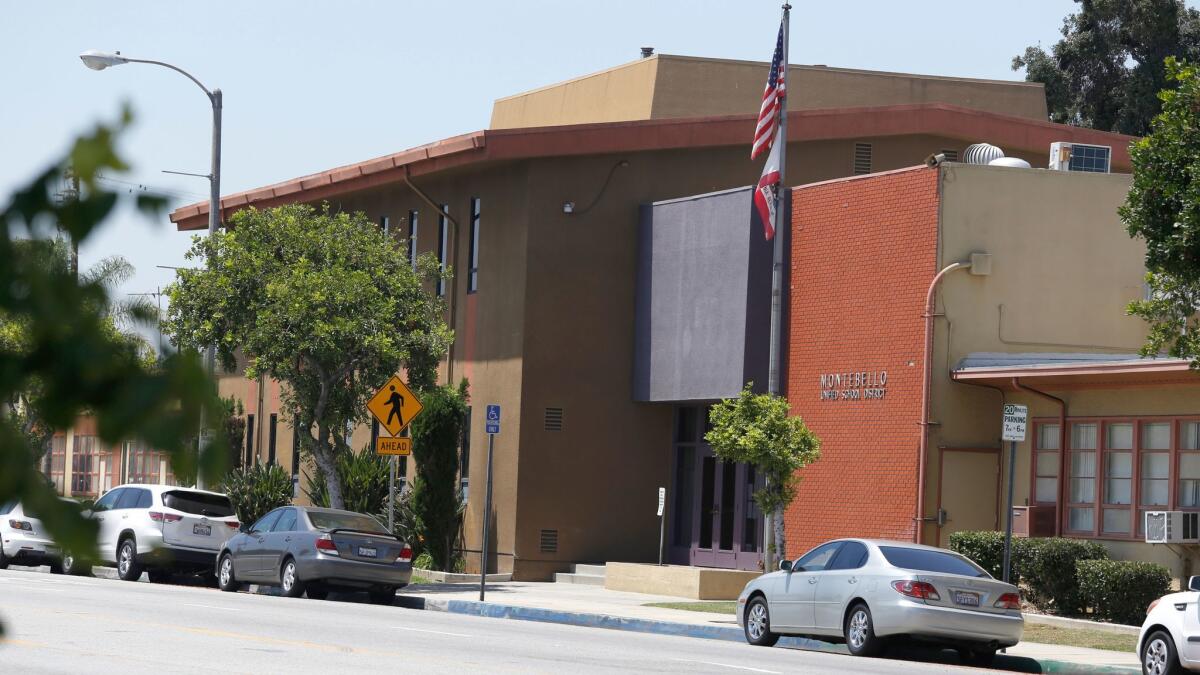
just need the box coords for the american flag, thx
[751,22,786,160]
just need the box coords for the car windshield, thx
[0,501,15,515]
[162,490,234,518]
[879,546,990,578]
[306,511,388,534]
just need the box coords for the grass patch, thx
[644,601,737,615]
[1021,623,1137,653]
[409,575,432,585]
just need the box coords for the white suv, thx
[84,484,240,582]
[1139,576,1200,674]
[1,500,66,572]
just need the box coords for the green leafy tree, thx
[219,462,293,527]
[1012,0,1200,135]
[303,444,392,517]
[409,380,468,572]
[0,110,227,633]
[163,203,451,509]
[704,385,821,565]
[1122,58,1200,362]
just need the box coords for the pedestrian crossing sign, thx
[367,375,423,437]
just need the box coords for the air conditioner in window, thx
[1049,142,1112,173]
[1145,511,1200,544]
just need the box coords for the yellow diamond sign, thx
[367,375,423,437]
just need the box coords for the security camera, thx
[925,153,947,167]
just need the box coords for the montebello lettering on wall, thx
[819,370,888,401]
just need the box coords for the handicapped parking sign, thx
[486,404,501,434]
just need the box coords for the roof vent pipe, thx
[963,143,1005,165]
[641,47,654,58]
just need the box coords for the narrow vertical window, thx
[468,197,480,293]
[246,414,256,466]
[380,215,389,237]
[1139,422,1171,534]
[460,406,471,499]
[1101,422,1132,535]
[1068,423,1097,533]
[291,419,301,491]
[268,413,278,466]
[1180,422,1200,508]
[1034,423,1060,503]
[407,210,418,268]
[437,205,449,297]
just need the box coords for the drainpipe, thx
[404,166,459,386]
[916,261,972,544]
[1010,377,1067,537]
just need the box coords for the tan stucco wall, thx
[491,54,1048,129]
[605,562,760,600]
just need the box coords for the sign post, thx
[481,404,500,602]
[1000,404,1028,584]
[657,487,666,566]
[367,375,424,537]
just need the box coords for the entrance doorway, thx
[667,405,764,571]
[937,448,1001,547]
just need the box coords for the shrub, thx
[303,446,391,518]
[409,380,469,573]
[1077,559,1171,625]
[948,531,1007,580]
[1021,537,1109,613]
[219,463,292,527]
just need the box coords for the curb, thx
[395,596,1139,674]
[1024,613,1140,636]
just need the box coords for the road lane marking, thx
[184,603,243,611]
[670,659,781,674]
[391,625,471,637]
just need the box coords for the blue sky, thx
[0,0,1154,317]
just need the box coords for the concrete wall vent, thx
[540,529,559,553]
[544,407,564,432]
[853,142,873,175]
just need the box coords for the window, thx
[125,439,174,486]
[879,546,988,578]
[1034,423,1060,503]
[271,508,298,532]
[71,435,102,496]
[46,435,66,493]
[291,419,301,489]
[1102,422,1133,534]
[437,205,449,296]
[460,406,471,497]
[306,510,388,533]
[1067,423,1097,532]
[246,414,256,465]
[380,215,389,237]
[467,197,480,293]
[116,487,143,510]
[829,541,869,570]
[1140,422,1171,532]
[93,488,124,512]
[162,490,234,517]
[251,509,282,534]
[268,414,278,466]
[853,142,872,175]
[407,210,418,268]
[1182,422,1200,507]
[792,542,842,572]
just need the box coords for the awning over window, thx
[951,352,1198,390]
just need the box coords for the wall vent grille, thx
[942,149,959,162]
[853,143,873,175]
[545,407,564,432]
[540,529,558,553]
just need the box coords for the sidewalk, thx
[395,581,1141,673]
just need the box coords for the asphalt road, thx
[0,567,1007,674]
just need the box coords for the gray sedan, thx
[736,539,1022,666]
[215,506,412,604]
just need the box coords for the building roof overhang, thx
[951,352,1199,390]
[171,102,1136,231]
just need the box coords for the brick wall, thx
[784,165,939,556]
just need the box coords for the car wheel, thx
[743,596,780,647]
[1143,630,1184,675]
[0,548,9,570]
[368,586,395,605]
[306,586,329,600]
[957,646,997,667]
[844,603,885,657]
[117,538,143,582]
[147,569,172,584]
[61,553,91,577]
[218,554,241,593]
[280,558,306,598]
[49,559,65,574]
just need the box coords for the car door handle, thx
[284,537,292,542]
[808,577,818,584]
[848,577,858,584]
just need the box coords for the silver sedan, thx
[215,506,412,604]
[736,538,1022,666]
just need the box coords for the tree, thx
[0,109,227,635]
[221,396,246,470]
[1012,0,1200,135]
[163,203,451,509]
[1121,58,1200,362]
[408,380,469,572]
[704,385,821,565]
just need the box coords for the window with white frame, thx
[1034,422,1060,503]
[1067,422,1097,532]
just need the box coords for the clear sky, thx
[0,0,1153,321]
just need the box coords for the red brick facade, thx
[784,166,939,556]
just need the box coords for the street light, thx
[81,49,222,489]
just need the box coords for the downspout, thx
[404,166,460,386]
[1010,377,1067,537]
[916,261,972,543]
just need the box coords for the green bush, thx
[303,446,391,517]
[409,380,469,573]
[413,551,434,571]
[1077,559,1171,625]
[948,531,1008,580]
[1021,537,1109,613]
[219,463,292,527]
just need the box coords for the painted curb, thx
[396,596,1139,674]
[1024,613,1140,636]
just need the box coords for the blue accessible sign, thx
[486,404,501,434]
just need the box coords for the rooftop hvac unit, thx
[1049,142,1111,173]
[1145,511,1200,544]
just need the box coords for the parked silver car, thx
[737,538,1023,666]
[216,506,412,604]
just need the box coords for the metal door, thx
[937,449,1001,547]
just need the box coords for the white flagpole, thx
[764,2,791,570]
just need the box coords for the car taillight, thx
[8,520,32,531]
[225,521,240,529]
[148,511,182,522]
[994,592,1022,610]
[891,580,941,602]
[316,536,339,556]
[1148,598,1161,615]
[397,545,413,563]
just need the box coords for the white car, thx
[0,500,66,572]
[737,539,1023,666]
[1139,577,1200,675]
[80,484,240,582]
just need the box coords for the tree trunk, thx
[314,422,344,509]
[773,508,787,562]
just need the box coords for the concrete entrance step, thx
[553,563,606,586]
[571,564,607,577]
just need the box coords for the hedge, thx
[947,530,1008,580]
[1077,559,1171,625]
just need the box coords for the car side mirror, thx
[779,560,793,572]
[1189,576,1200,592]
[238,524,249,534]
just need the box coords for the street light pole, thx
[81,50,222,489]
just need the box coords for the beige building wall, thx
[491,54,1048,129]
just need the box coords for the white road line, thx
[391,625,472,638]
[670,659,780,674]
[183,603,243,611]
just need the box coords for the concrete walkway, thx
[397,581,1141,673]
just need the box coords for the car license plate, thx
[357,546,377,558]
[953,591,980,607]
[193,524,212,536]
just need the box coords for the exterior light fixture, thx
[562,201,575,214]
[79,49,129,70]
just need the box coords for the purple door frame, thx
[668,442,763,571]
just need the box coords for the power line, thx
[95,173,207,201]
